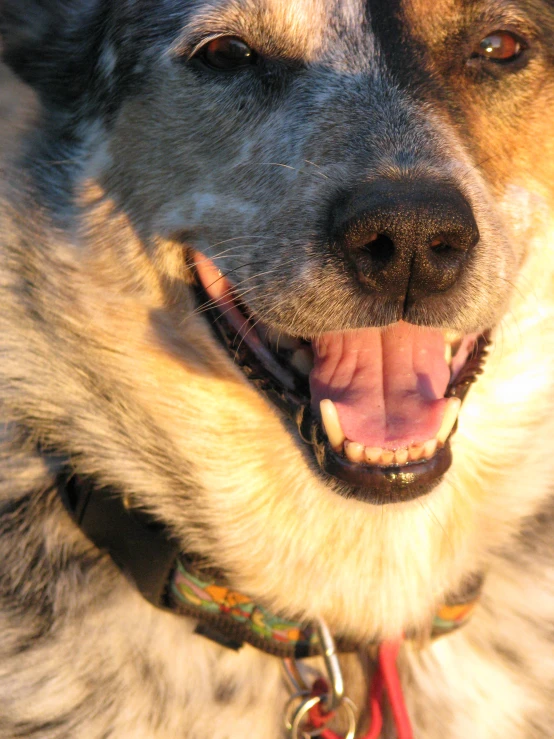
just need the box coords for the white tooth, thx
[437,397,462,444]
[409,443,425,461]
[381,450,395,466]
[345,441,365,463]
[394,448,409,465]
[320,400,346,452]
[422,439,438,460]
[290,347,314,376]
[365,447,382,464]
[444,343,452,365]
[443,329,463,344]
[264,328,299,351]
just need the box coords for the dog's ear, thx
[0,0,104,108]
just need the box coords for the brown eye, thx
[474,31,525,63]
[199,37,257,71]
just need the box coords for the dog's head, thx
[3,0,554,639]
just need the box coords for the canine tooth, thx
[437,397,462,444]
[422,439,438,459]
[394,448,409,465]
[345,441,365,463]
[381,450,395,466]
[365,447,382,464]
[290,347,314,376]
[409,443,425,461]
[320,400,346,452]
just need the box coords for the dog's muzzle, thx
[193,254,490,504]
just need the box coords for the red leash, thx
[375,641,413,739]
[307,640,413,739]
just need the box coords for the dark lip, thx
[194,280,491,505]
[325,444,452,504]
[296,403,453,504]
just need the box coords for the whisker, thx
[192,286,259,320]
[303,159,329,179]
[190,255,308,319]
[234,316,265,358]
[207,235,273,249]
[229,160,331,182]
[418,498,455,557]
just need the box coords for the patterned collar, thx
[168,554,483,658]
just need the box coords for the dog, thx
[1,0,554,736]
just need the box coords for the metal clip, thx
[282,618,356,738]
[316,617,344,712]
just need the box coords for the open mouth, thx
[194,253,490,504]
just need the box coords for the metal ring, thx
[289,696,357,739]
[337,697,357,739]
[284,692,311,732]
[302,698,358,739]
[289,696,321,739]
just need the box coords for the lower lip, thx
[319,442,453,504]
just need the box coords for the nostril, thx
[428,236,467,265]
[360,233,395,269]
[430,238,452,255]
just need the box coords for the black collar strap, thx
[58,469,355,657]
[60,470,180,608]
[58,469,482,659]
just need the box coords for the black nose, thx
[332,179,479,306]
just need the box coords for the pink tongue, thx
[310,322,450,448]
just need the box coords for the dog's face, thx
[3,0,554,639]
